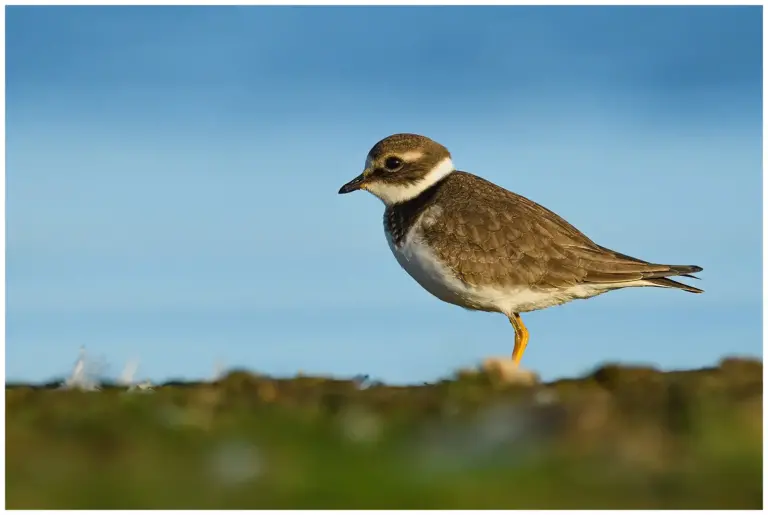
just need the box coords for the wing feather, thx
[421,172,701,291]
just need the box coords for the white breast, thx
[386,221,472,309]
[385,205,497,311]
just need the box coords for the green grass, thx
[6,357,762,509]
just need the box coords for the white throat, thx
[365,157,455,206]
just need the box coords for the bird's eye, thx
[384,157,403,171]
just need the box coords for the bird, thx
[338,133,703,376]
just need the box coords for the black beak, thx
[338,173,366,194]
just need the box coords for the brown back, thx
[385,171,684,290]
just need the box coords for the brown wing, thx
[422,172,701,291]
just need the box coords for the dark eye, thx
[384,156,403,171]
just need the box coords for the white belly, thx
[387,230,474,309]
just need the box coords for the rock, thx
[480,357,540,386]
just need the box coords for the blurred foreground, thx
[6,357,762,509]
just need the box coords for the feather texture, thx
[384,171,703,297]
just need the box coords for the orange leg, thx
[509,313,530,366]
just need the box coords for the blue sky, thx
[6,6,763,384]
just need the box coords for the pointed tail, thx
[644,265,704,293]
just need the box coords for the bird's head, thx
[338,133,455,206]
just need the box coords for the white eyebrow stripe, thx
[400,150,425,161]
[365,150,425,170]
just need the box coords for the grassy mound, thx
[6,357,762,509]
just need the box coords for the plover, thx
[338,133,703,376]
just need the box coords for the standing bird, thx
[338,133,702,377]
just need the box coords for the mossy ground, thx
[6,357,763,509]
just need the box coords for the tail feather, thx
[667,264,703,279]
[646,276,704,294]
[587,246,704,293]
